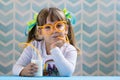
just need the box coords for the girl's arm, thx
[12,46,32,75]
[50,45,77,76]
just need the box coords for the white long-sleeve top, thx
[12,40,77,76]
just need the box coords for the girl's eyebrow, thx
[45,23,53,25]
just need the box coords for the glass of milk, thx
[31,50,43,76]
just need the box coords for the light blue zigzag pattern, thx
[116,54,120,61]
[0,13,13,23]
[99,24,114,34]
[0,23,13,33]
[83,54,97,64]
[116,30,120,41]
[17,0,28,3]
[0,44,13,53]
[0,54,13,63]
[100,54,114,64]
[32,3,47,13]
[100,4,114,13]
[16,3,30,12]
[100,64,114,74]
[116,64,120,72]
[66,3,81,13]
[83,13,97,24]
[83,63,97,74]
[0,64,13,74]
[83,23,97,34]
[100,44,114,54]
[15,13,30,23]
[116,13,120,21]
[100,33,114,44]
[99,14,114,23]
[0,0,120,76]
[0,34,13,43]
[116,44,120,52]
[83,3,97,13]
[83,43,97,53]
[74,24,81,33]
[0,2,13,12]
[85,0,96,4]
[83,34,97,44]
[102,0,113,4]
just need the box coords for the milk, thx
[31,59,43,76]
[31,50,43,76]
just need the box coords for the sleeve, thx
[50,45,77,76]
[12,46,32,75]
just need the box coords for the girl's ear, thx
[38,28,42,35]
[36,26,43,40]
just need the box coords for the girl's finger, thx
[30,66,38,72]
[27,73,34,76]
[30,63,36,67]
[57,37,66,42]
[33,68,38,72]
[28,70,34,76]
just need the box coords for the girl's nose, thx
[51,26,57,33]
[52,28,58,34]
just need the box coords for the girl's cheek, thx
[44,35,52,42]
[38,29,42,35]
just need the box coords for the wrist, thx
[50,43,56,50]
[19,68,25,76]
[50,47,59,54]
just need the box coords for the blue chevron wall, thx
[0,0,120,76]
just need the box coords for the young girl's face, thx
[41,17,68,44]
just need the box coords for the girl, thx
[12,7,80,76]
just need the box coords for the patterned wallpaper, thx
[0,0,120,76]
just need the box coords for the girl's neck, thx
[45,42,51,55]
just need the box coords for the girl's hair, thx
[26,25,42,43]
[67,19,80,53]
[27,7,80,53]
[26,25,36,43]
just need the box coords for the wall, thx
[0,0,120,76]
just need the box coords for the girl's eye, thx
[56,23,64,30]
[56,24,63,28]
[44,26,51,30]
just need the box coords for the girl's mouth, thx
[51,34,60,38]
[52,35,59,38]
[52,35,66,42]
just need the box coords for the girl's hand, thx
[50,39,64,49]
[20,63,38,76]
